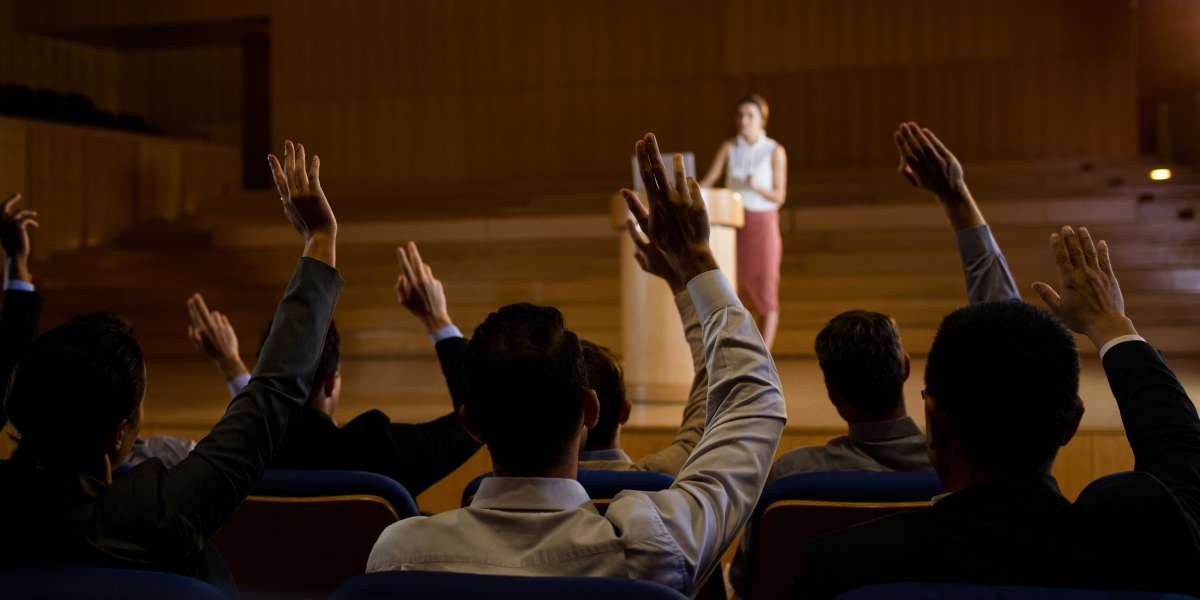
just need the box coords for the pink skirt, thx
[737,209,782,314]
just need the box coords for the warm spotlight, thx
[1150,168,1173,181]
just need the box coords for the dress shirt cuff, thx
[673,289,697,322]
[1099,334,1147,360]
[4,279,34,292]
[687,269,738,320]
[955,224,1001,260]
[430,324,464,344]
[227,373,251,398]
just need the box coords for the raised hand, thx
[187,293,250,381]
[395,241,453,334]
[894,122,983,230]
[620,133,718,286]
[1032,226,1136,348]
[626,220,684,293]
[268,140,337,266]
[0,193,38,281]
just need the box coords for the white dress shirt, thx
[366,269,788,594]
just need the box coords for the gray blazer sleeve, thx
[956,224,1021,304]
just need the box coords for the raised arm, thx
[0,193,41,429]
[896,121,1019,303]
[148,139,341,539]
[395,240,469,409]
[610,134,787,594]
[1034,226,1200,490]
[700,140,731,188]
[622,221,707,475]
[186,293,251,398]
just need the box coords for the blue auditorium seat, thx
[331,571,689,600]
[835,583,1199,600]
[742,471,943,599]
[462,468,674,509]
[211,469,418,598]
[0,567,227,599]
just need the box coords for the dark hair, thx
[258,319,340,395]
[580,340,625,451]
[815,310,906,418]
[466,303,587,473]
[925,301,1080,475]
[737,93,770,125]
[6,313,145,458]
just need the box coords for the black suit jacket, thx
[799,341,1200,598]
[0,258,342,576]
[272,335,481,496]
[0,288,42,429]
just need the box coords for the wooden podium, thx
[610,189,744,405]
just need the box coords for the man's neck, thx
[843,403,907,426]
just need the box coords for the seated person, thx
[153,242,479,495]
[0,192,40,431]
[366,134,787,596]
[576,231,708,474]
[796,224,1200,597]
[730,122,1018,595]
[0,139,343,576]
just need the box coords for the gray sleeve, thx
[956,224,1020,304]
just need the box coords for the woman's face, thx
[737,102,765,136]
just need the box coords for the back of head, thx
[815,310,906,419]
[580,340,625,451]
[925,301,1080,475]
[466,303,587,473]
[6,313,145,461]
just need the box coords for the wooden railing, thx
[0,116,241,260]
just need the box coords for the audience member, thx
[0,140,342,577]
[730,122,1019,594]
[795,226,1200,597]
[0,193,39,431]
[366,133,787,596]
[576,222,709,474]
[176,242,480,495]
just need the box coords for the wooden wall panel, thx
[83,134,138,245]
[20,0,1140,213]
[120,45,243,146]
[27,124,85,258]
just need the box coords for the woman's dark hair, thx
[737,93,770,125]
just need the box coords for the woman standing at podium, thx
[701,94,788,348]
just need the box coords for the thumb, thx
[1032,282,1062,311]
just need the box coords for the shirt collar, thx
[470,477,592,512]
[847,416,924,443]
[578,448,632,463]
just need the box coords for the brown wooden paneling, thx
[19,0,1140,213]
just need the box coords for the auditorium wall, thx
[18,0,1138,213]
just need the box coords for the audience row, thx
[0,123,1196,599]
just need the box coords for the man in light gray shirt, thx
[366,134,787,595]
[730,122,1023,596]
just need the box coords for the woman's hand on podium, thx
[395,241,454,334]
[268,139,337,267]
[621,132,719,287]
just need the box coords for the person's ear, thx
[618,398,632,426]
[582,389,600,429]
[458,405,484,445]
[902,352,912,383]
[1060,396,1085,447]
[924,392,948,450]
[106,420,128,456]
[324,371,340,398]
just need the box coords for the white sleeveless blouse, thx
[725,135,778,212]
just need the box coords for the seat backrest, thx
[462,469,674,513]
[211,469,417,598]
[332,571,689,600]
[746,471,943,600]
[0,567,227,599]
[834,582,1200,600]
